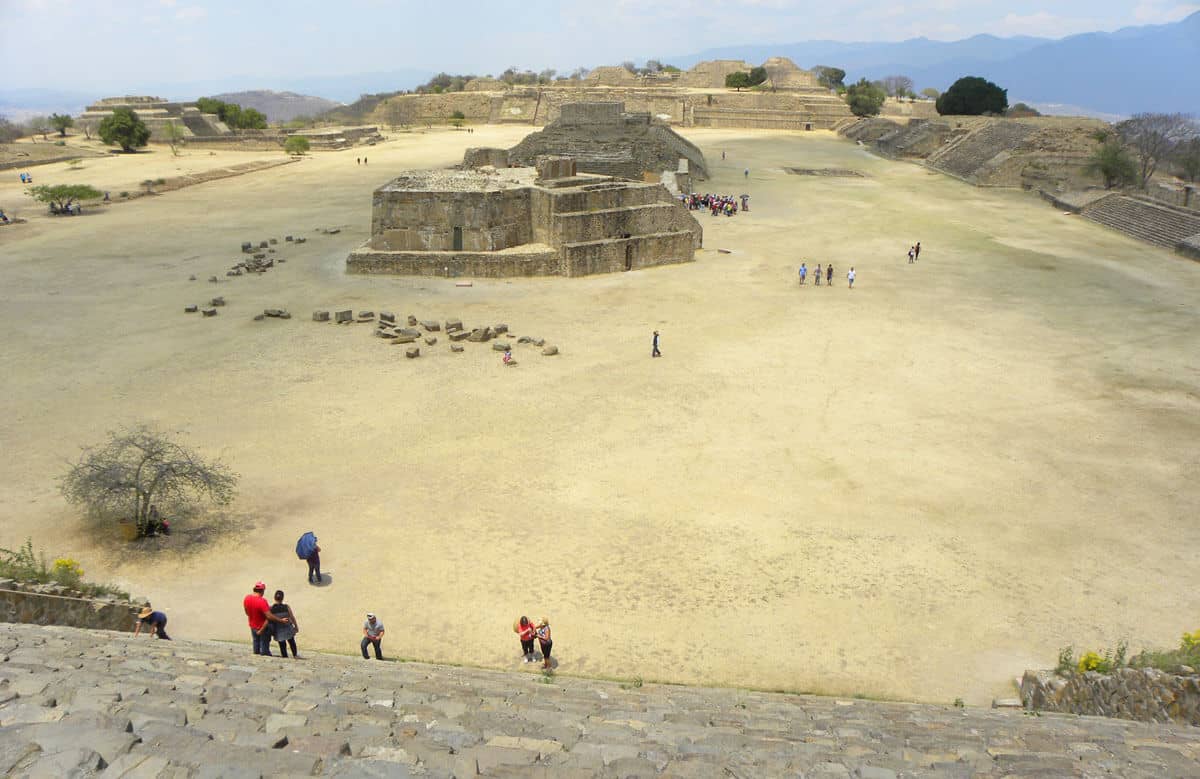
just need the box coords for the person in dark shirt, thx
[270,590,300,658]
[134,605,171,640]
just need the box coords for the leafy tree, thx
[844,78,886,117]
[660,64,682,74]
[449,110,466,128]
[49,113,74,137]
[920,87,940,100]
[620,60,637,73]
[239,108,268,129]
[725,71,752,91]
[748,66,768,87]
[283,135,310,155]
[162,120,185,155]
[813,66,846,90]
[1116,113,1197,189]
[0,114,22,143]
[99,107,150,152]
[936,76,1008,116]
[645,59,664,73]
[537,69,556,84]
[26,183,103,212]
[1085,139,1137,190]
[1007,102,1042,118]
[195,97,223,115]
[881,75,914,97]
[60,426,238,539]
[194,98,267,130]
[1178,137,1200,182]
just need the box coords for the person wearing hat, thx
[535,618,553,669]
[244,581,289,656]
[133,605,171,640]
[361,612,385,660]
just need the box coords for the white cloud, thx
[175,6,207,21]
[1132,1,1200,22]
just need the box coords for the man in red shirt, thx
[244,581,289,656]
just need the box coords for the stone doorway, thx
[452,226,463,251]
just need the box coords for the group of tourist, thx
[18,172,33,184]
[798,262,856,288]
[908,242,922,263]
[682,193,749,217]
[514,615,553,668]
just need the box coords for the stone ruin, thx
[504,102,708,183]
[79,96,232,141]
[346,158,703,278]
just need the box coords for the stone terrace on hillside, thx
[3,624,1200,776]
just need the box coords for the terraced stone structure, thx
[3,624,1200,777]
[507,102,709,182]
[79,96,232,141]
[347,161,702,278]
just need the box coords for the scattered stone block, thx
[210,297,225,306]
[445,318,463,332]
[391,335,417,344]
[208,276,218,283]
[335,310,353,324]
[356,311,375,322]
[420,320,441,332]
[184,305,198,313]
[542,345,559,356]
[253,253,266,260]
[285,235,293,242]
[405,347,419,358]
[268,248,276,254]
[379,312,396,324]
[493,324,509,335]
[425,337,437,346]
[269,238,277,245]
[264,309,287,318]
[450,344,464,353]
[448,329,471,342]
[397,327,421,337]
[241,242,253,253]
[202,308,217,317]
[466,328,489,342]
[189,274,196,281]
[277,258,286,263]
[717,248,733,254]
[313,310,330,322]
[225,270,237,277]
[295,237,307,244]
[455,281,473,287]
[259,240,269,248]
[407,315,418,326]
[253,314,265,321]
[492,342,512,351]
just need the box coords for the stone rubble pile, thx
[309,311,559,359]
[2,623,1199,777]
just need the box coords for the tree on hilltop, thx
[844,78,886,117]
[60,426,238,540]
[49,113,74,137]
[1116,113,1197,189]
[936,76,1008,116]
[26,183,103,213]
[813,66,846,91]
[99,108,150,152]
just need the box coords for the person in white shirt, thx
[847,267,856,289]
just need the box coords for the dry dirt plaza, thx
[1,126,1198,707]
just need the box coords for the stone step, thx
[1083,194,1200,249]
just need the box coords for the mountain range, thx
[673,11,1200,117]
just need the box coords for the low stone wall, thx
[1178,234,1200,260]
[346,247,561,277]
[0,583,138,632]
[1022,668,1200,726]
[562,231,696,276]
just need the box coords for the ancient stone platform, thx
[2,623,1199,777]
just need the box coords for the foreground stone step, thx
[1,623,1199,776]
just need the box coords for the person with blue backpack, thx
[296,532,322,584]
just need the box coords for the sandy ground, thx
[1,126,1198,706]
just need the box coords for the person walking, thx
[799,263,807,285]
[244,582,289,656]
[651,330,662,358]
[356,157,361,165]
[270,590,300,658]
[847,266,856,289]
[907,246,915,264]
[813,263,822,286]
[515,616,537,662]
[914,241,921,260]
[134,605,171,640]
[361,613,385,659]
[535,618,553,669]
[297,532,321,584]
[826,264,834,286]
[743,168,749,178]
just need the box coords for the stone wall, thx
[369,188,533,252]
[0,583,138,632]
[1022,668,1200,727]
[346,247,560,277]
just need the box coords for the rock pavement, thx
[1,623,1199,777]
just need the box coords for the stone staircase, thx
[1081,194,1200,251]
[3,624,1200,777]
[926,122,1035,182]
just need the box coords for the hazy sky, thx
[4,0,1198,91]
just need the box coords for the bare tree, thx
[60,426,238,538]
[79,120,95,140]
[162,120,185,156]
[881,75,915,98]
[1117,113,1197,189]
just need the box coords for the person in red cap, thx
[244,581,289,656]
